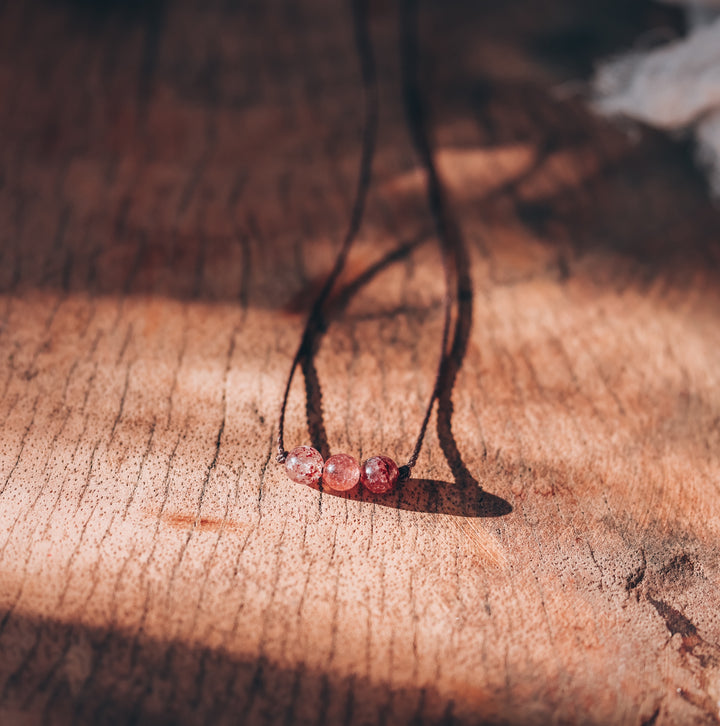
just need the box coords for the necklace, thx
[276,0,453,496]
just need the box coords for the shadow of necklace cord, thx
[296,0,511,519]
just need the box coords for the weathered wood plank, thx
[1,1,720,724]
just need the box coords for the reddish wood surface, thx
[2,1,720,724]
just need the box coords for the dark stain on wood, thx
[625,549,646,593]
[648,596,698,641]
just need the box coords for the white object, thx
[592,6,720,194]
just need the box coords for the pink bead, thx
[322,453,360,492]
[285,446,324,486]
[360,455,399,494]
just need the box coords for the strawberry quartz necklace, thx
[275,0,452,495]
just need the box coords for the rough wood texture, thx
[2,1,720,724]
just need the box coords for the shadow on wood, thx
[322,477,512,517]
[0,611,512,726]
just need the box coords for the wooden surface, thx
[2,0,720,724]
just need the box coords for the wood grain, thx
[2,0,720,724]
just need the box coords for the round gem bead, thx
[285,446,324,486]
[322,453,360,492]
[360,455,399,494]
